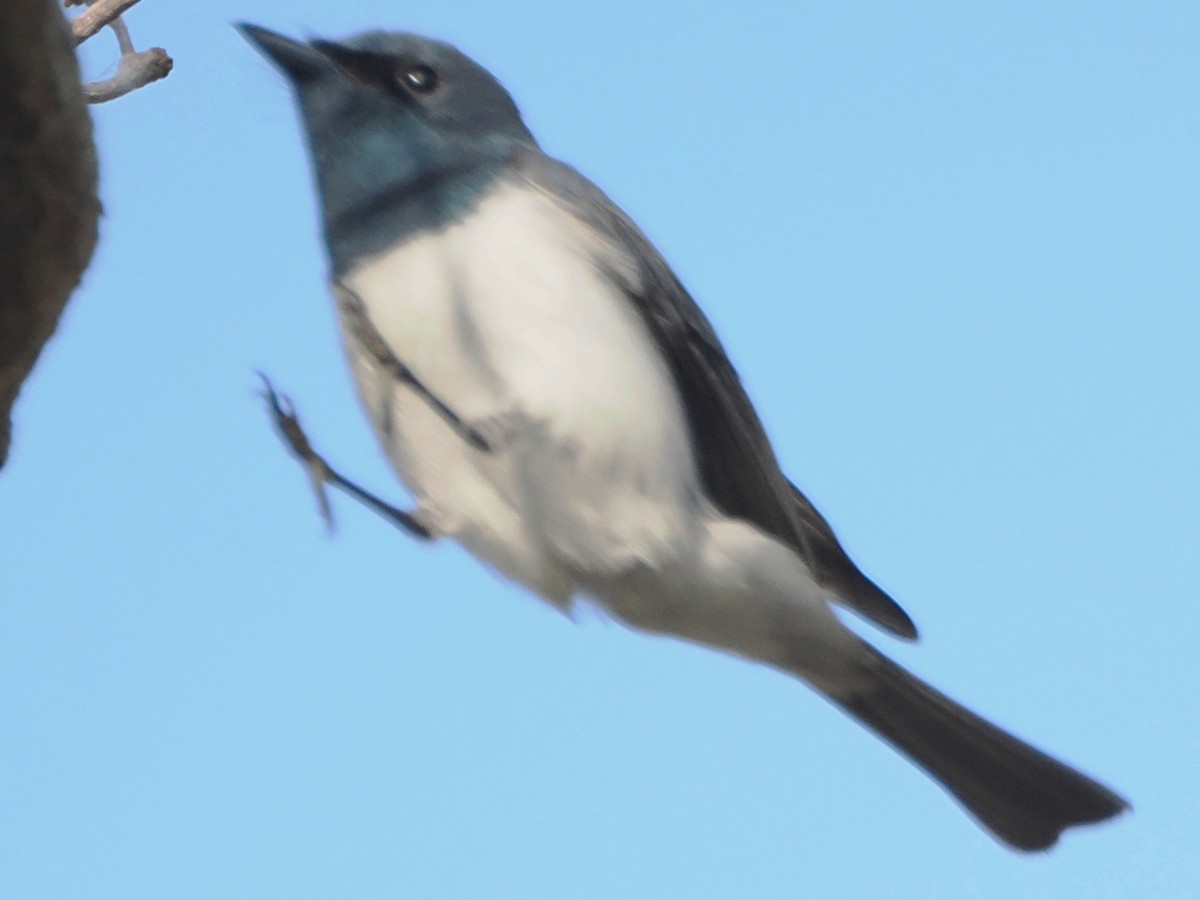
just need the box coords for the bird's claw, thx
[257,371,336,530]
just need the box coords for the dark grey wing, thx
[518,151,917,640]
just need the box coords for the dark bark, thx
[0,0,100,469]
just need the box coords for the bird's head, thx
[238,24,536,268]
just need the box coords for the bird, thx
[238,23,1128,851]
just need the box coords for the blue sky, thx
[2,1,1197,897]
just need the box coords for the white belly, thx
[338,178,701,605]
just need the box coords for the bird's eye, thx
[397,64,439,94]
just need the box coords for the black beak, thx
[236,23,327,81]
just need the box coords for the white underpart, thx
[339,177,861,689]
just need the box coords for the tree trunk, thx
[0,0,100,469]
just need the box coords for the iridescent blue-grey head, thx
[238,24,537,272]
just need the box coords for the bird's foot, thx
[334,280,493,452]
[257,372,435,540]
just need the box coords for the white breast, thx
[338,178,701,605]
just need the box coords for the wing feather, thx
[518,152,916,639]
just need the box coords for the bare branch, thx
[83,42,170,103]
[71,0,142,44]
[70,2,173,103]
[110,16,134,54]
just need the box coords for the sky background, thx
[2,1,1197,897]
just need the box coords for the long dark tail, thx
[830,646,1128,851]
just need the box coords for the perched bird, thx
[239,23,1128,851]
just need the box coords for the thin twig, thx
[83,42,172,102]
[110,17,135,54]
[72,0,143,44]
[70,0,172,104]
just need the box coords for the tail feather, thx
[832,646,1128,851]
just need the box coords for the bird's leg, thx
[333,280,492,453]
[258,373,436,540]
